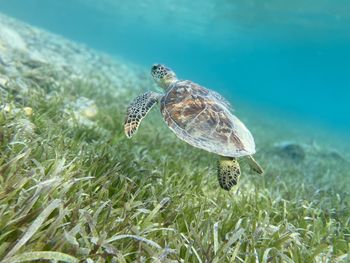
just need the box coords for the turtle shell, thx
[160,80,256,157]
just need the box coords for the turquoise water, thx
[0,0,349,132]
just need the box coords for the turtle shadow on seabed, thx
[268,141,349,164]
[256,139,350,191]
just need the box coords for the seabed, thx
[0,13,349,263]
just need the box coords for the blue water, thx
[1,0,349,132]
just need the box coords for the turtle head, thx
[151,64,177,90]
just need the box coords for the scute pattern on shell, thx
[161,80,256,157]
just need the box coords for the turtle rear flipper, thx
[124,91,162,138]
[217,157,241,191]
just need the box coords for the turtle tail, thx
[217,157,241,191]
[246,155,264,175]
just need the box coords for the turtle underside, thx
[160,80,256,157]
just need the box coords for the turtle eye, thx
[152,65,158,71]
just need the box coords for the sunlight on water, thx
[77,0,350,41]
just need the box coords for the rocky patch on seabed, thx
[0,13,152,100]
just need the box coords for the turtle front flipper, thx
[217,156,241,191]
[124,91,162,138]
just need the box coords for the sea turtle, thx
[124,64,263,191]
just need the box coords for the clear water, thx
[0,0,349,132]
